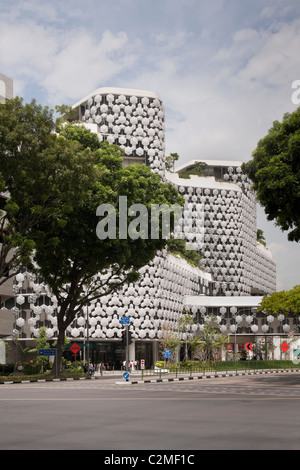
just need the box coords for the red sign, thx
[70,343,81,356]
[280,342,290,353]
[246,343,252,351]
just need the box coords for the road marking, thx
[0,398,300,402]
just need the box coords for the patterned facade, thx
[71,87,165,173]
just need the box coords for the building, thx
[69,87,165,173]
[0,73,13,104]
[1,85,298,366]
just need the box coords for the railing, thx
[139,360,300,381]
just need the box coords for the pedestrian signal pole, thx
[126,324,129,373]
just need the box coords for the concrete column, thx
[128,341,135,362]
[152,341,159,365]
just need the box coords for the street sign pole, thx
[126,324,129,373]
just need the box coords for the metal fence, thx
[139,360,300,380]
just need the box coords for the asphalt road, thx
[1,372,300,451]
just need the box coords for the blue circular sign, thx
[123,372,130,380]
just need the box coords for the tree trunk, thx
[51,325,66,378]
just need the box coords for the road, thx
[0,371,300,451]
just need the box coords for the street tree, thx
[178,312,195,361]
[159,321,180,364]
[242,108,300,242]
[28,123,184,376]
[0,98,99,285]
[258,285,300,331]
[193,316,228,362]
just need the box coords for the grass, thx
[0,371,86,382]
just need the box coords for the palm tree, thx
[194,316,229,362]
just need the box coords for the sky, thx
[0,0,299,291]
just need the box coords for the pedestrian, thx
[100,362,104,376]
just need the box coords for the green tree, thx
[0,99,184,377]
[28,123,184,376]
[242,108,300,242]
[257,229,266,246]
[165,152,180,172]
[31,327,51,373]
[159,322,180,364]
[258,285,300,331]
[166,238,201,268]
[194,316,229,362]
[178,312,195,361]
[0,98,99,285]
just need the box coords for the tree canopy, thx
[258,285,300,318]
[242,108,300,242]
[0,98,99,285]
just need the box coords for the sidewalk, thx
[95,367,300,384]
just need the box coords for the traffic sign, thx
[70,343,81,356]
[123,372,130,380]
[39,349,56,356]
[280,342,290,353]
[163,350,172,359]
[246,343,252,351]
[121,316,130,325]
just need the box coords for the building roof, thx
[165,171,243,191]
[175,159,243,173]
[72,87,161,109]
[184,295,263,308]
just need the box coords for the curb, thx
[129,368,300,385]
[0,375,104,385]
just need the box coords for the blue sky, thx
[1,0,299,290]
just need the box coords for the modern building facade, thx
[70,87,165,173]
[0,73,13,104]
[1,85,298,366]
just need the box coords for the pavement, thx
[87,367,300,384]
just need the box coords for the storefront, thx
[64,340,159,369]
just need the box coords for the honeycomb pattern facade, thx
[168,161,276,297]
[72,87,165,174]
[9,251,212,342]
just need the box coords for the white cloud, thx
[42,30,137,105]
[269,243,288,257]
[0,16,138,105]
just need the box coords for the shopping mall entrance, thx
[64,340,156,369]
